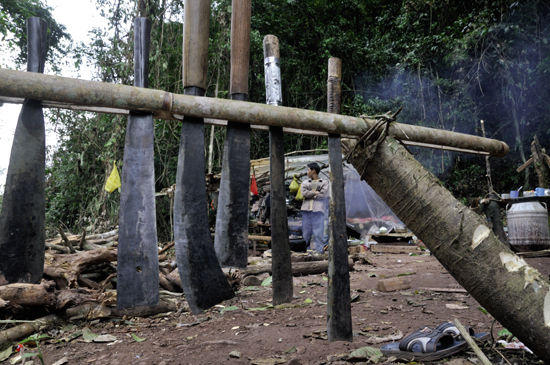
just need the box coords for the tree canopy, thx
[6,0,547,236]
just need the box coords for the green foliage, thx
[0,0,71,69]
[41,0,550,236]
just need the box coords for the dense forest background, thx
[1,0,550,239]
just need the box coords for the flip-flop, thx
[380,324,488,361]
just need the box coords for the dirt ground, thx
[17,250,546,365]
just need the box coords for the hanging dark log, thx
[0,68,509,157]
[214,0,252,268]
[263,35,293,304]
[174,0,234,314]
[480,192,508,246]
[116,17,160,310]
[479,120,494,192]
[326,57,352,342]
[531,135,550,187]
[346,135,550,363]
[0,18,47,284]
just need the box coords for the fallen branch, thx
[0,282,56,307]
[0,314,60,346]
[420,287,467,293]
[239,259,354,277]
[454,319,491,365]
[44,248,117,288]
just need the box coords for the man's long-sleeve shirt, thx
[300,178,329,212]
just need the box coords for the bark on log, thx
[0,69,509,157]
[346,136,550,362]
[0,282,56,307]
[43,248,117,288]
[239,259,354,277]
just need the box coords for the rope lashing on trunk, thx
[344,107,403,176]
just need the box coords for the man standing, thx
[301,162,329,253]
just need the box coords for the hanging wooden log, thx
[346,135,550,363]
[214,0,252,268]
[326,57,352,342]
[531,135,550,187]
[0,18,48,285]
[263,35,293,304]
[0,68,509,157]
[174,0,234,314]
[116,17,160,310]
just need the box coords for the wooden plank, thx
[116,18,159,309]
[326,57,352,342]
[376,277,412,292]
[174,0,234,314]
[0,18,47,284]
[370,245,421,254]
[214,0,252,268]
[420,287,468,293]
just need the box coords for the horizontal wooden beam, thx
[0,68,509,156]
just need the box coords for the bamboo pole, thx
[0,96,495,155]
[0,68,509,157]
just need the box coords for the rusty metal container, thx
[506,200,550,251]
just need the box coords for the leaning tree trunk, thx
[346,136,550,362]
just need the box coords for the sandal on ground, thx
[435,322,489,342]
[380,324,487,361]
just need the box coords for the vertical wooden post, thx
[175,0,234,314]
[0,17,47,284]
[116,18,160,309]
[326,57,353,341]
[263,35,293,304]
[214,0,252,268]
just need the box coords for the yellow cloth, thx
[104,162,121,193]
[289,175,300,193]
